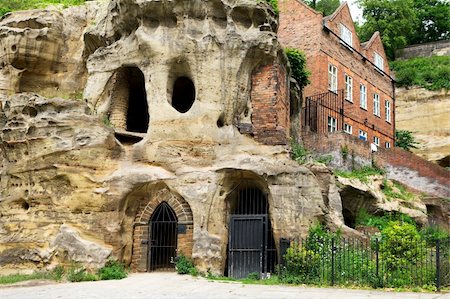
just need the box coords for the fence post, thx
[375,238,379,285]
[436,239,441,291]
[331,237,335,286]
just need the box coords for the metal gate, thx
[228,215,266,279]
[148,202,177,271]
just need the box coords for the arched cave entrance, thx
[130,184,193,272]
[149,202,178,271]
[226,181,277,279]
[109,66,149,144]
[171,76,195,113]
[340,186,379,229]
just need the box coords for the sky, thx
[347,0,364,23]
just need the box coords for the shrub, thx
[98,260,127,280]
[175,253,196,275]
[281,242,321,283]
[265,0,279,15]
[334,166,384,183]
[291,141,309,164]
[379,221,425,272]
[246,272,260,280]
[285,48,310,89]
[381,180,414,201]
[355,209,416,231]
[395,130,419,151]
[0,0,86,17]
[67,266,98,282]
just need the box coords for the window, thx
[345,74,353,102]
[344,123,352,134]
[373,136,380,146]
[385,100,391,122]
[374,52,384,71]
[359,130,367,141]
[328,64,337,92]
[385,142,391,148]
[340,24,352,46]
[360,84,367,109]
[373,93,380,117]
[328,116,337,133]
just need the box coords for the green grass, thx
[0,266,64,284]
[382,180,414,201]
[334,166,385,183]
[355,209,416,231]
[0,0,86,17]
[390,56,450,91]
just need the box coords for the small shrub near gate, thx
[176,253,198,276]
[97,260,127,280]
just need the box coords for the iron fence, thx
[279,237,450,290]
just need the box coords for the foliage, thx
[67,265,98,282]
[419,226,450,246]
[357,0,450,60]
[291,141,309,164]
[281,242,321,284]
[97,260,127,280]
[355,209,416,231]
[340,144,349,160]
[334,165,385,183]
[246,272,260,280]
[315,154,332,165]
[395,130,419,151]
[265,0,279,15]
[305,0,340,16]
[284,48,310,90]
[176,253,197,275]
[0,0,85,17]
[381,180,415,201]
[0,266,65,285]
[379,222,426,278]
[390,56,450,90]
[102,115,112,127]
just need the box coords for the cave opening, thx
[125,67,149,133]
[171,77,195,113]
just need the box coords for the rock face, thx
[395,87,450,166]
[0,0,440,276]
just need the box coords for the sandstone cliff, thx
[396,87,450,167]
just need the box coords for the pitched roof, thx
[362,31,381,50]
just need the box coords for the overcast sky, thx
[347,0,363,23]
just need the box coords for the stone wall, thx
[302,132,450,198]
[396,40,450,60]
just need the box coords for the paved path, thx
[0,273,448,299]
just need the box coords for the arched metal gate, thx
[148,202,177,271]
[227,183,277,279]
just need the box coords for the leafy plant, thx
[420,226,450,246]
[340,144,349,161]
[355,209,416,231]
[285,48,311,89]
[265,0,279,15]
[395,130,419,151]
[175,253,197,275]
[305,0,340,16]
[67,265,98,282]
[291,141,309,164]
[246,272,260,280]
[98,260,127,280]
[315,155,332,165]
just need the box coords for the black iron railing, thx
[279,237,450,290]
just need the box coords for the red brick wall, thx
[302,132,450,198]
[251,61,290,145]
[278,0,395,142]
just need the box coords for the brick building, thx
[278,0,396,148]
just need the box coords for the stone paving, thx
[0,273,449,299]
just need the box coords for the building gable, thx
[362,32,390,75]
[323,2,362,52]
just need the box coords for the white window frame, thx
[385,142,391,149]
[374,52,384,71]
[328,64,338,93]
[359,130,367,141]
[340,24,353,47]
[345,74,353,102]
[328,116,337,133]
[374,136,380,147]
[385,100,391,123]
[373,93,380,117]
[344,123,352,134]
[360,84,367,110]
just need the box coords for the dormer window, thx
[340,24,352,47]
[374,52,384,71]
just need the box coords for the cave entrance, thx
[226,181,277,279]
[148,202,178,271]
[340,186,378,229]
[171,77,195,113]
[109,66,149,143]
